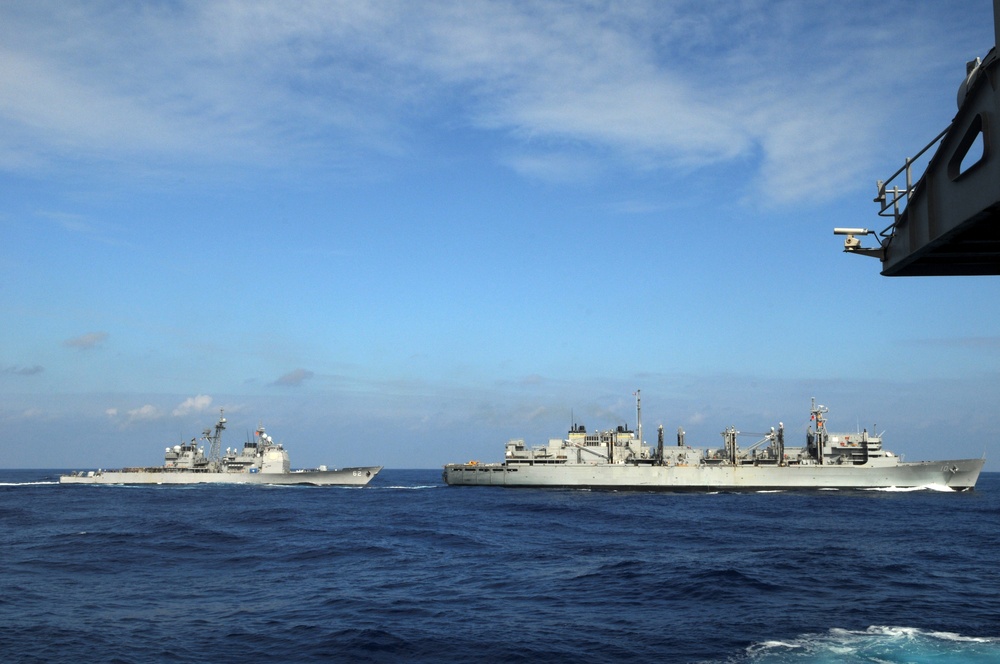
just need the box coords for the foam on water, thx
[865,484,956,493]
[742,626,1000,663]
[0,481,58,486]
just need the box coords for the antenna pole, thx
[635,389,642,444]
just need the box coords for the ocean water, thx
[1,469,997,663]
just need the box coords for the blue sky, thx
[2,0,999,470]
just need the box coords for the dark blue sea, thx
[1,469,998,663]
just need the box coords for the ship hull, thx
[60,466,382,486]
[443,459,984,491]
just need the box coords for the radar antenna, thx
[202,409,227,464]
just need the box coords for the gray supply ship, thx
[444,394,984,491]
[61,411,382,486]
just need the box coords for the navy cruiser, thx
[443,394,984,491]
[61,411,382,486]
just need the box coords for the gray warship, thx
[443,394,984,491]
[61,411,382,486]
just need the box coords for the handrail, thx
[873,124,952,245]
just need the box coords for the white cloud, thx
[127,404,161,422]
[0,1,985,203]
[0,46,181,158]
[172,395,213,417]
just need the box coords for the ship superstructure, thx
[444,395,984,491]
[61,410,381,486]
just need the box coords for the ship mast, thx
[810,398,828,464]
[635,389,642,446]
[203,409,227,465]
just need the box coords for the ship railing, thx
[873,123,952,248]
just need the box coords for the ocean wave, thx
[863,484,956,492]
[2,469,997,663]
[0,481,59,486]
[741,625,1000,662]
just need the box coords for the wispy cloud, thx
[63,331,108,350]
[35,209,130,247]
[2,364,43,376]
[272,368,315,387]
[0,1,975,203]
[172,394,213,417]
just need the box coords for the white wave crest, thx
[743,625,1000,662]
[863,484,956,493]
[865,625,994,643]
[0,481,59,486]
